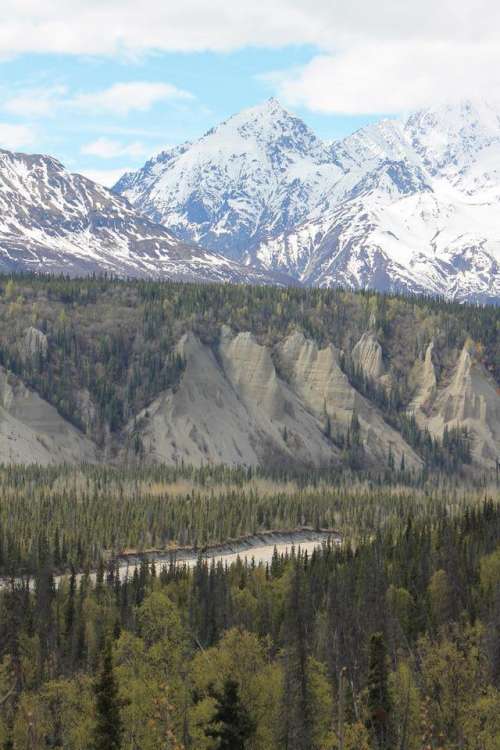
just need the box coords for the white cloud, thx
[0,1,499,114]
[0,1,323,57]
[0,0,497,56]
[0,122,36,150]
[273,41,500,114]
[1,81,190,123]
[79,166,133,188]
[4,85,67,118]
[81,137,149,159]
[71,82,193,116]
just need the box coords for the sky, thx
[0,1,498,186]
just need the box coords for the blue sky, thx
[0,47,381,186]
[0,1,495,186]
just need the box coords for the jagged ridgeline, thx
[0,274,497,474]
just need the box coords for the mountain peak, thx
[405,98,500,134]
[258,95,284,110]
[197,98,330,168]
[113,98,500,302]
[114,97,339,261]
[234,96,289,118]
[0,143,286,286]
[0,148,66,174]
[205,97,305,140]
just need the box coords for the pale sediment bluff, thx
[0,324,496,470]
[352,331,385,381]
[0,367,97,465]
[22,326,48,362]
[126,332,267,466]
[130,327,421,470]
[409,342,437,413]
[410,342,500,467]
[130,330,338,467]
[275,331,421,469]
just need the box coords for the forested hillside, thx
[0,275,497,474]
[0,472,498,749]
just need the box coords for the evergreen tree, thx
[92,641,123,750]
[387,445,395,471]
[367,632,392,749]
[205,678,255,750]
[350,411,361,446]
[281,562,314,750]
[63,565,77,670]
[64,566,76,639]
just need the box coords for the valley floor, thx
[0,464,498,749]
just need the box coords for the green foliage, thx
[0,480,498,747]
[205,679,256,750]
[92,641,123,750]
[366,633,392,749]
[281,562,314,750]
[0,464,494,576]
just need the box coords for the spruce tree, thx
[205,678,255,750]
[63,565,76,671]
[350,411,361,446]
[367,632,392,749]
[64,566,76,638]
[281,562,313,750]
[92,641,123,750]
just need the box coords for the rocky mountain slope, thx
[115,98,342,262]
[116,99,500,303]
[0,148,285,285]
[0,277,496,473]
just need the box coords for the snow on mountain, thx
[115,98,344,263]
[115,98,500,302]
[0,148,288,285]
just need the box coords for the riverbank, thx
[1,528,341,590]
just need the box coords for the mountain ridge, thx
[115,98,500,303]
[0,147,290,286]
[114,98,344,260]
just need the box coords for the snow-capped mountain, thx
[0,148,287,285]
[115,98,500,302]
[115,98,344,263]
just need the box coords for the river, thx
[1,529,340,589]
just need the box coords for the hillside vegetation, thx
[0,275,497,473]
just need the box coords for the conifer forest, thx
[0,276,497,748]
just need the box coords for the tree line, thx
[0,487,498,747]
[0,464,494,576]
